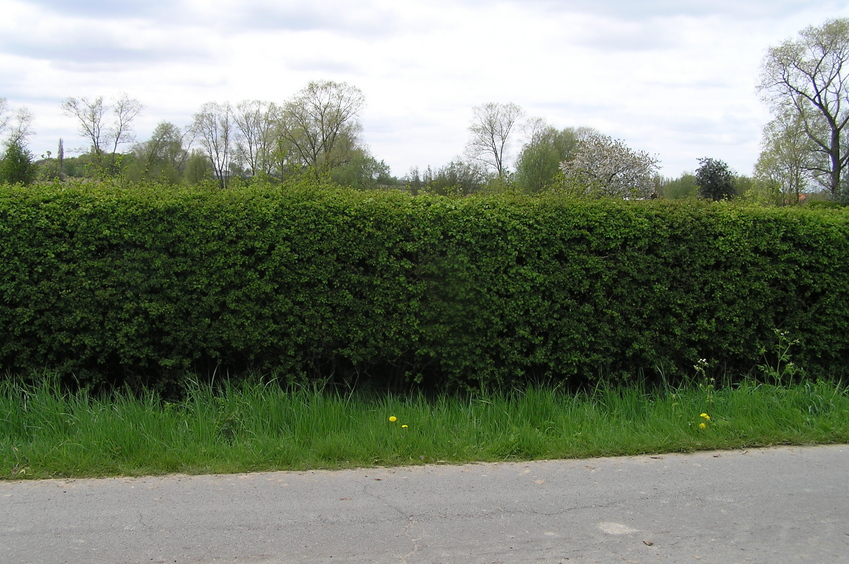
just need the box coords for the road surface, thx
[1,445,847,563]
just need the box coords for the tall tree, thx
[57,138,65,179]
[558,133,659,198]
[466,102,524,178]
[4,107,34,145]
[758,18,849,197]
[191,102,235,188]
[233,100,280,177]
[281,80,366,178]
[61,93,143,174]
[754,107,816,204]
[695,157,736,201]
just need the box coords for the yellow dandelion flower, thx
[401,424,408,429]
[700,413,711,420]
[699,422,707,429]
[389,416,397,422]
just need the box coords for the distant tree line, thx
[4,17,849,205]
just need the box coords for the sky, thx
[3,0,849,179]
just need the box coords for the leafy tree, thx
[465,102,524,178]
[280,80,366,178]
[184,150,215,185]
[514,123,590,193]
[0,138,37,185]
[191,102,235,188]
[329,148,394,189]
[60,93,143,176]
[695,157,736,200]
[409,160,488,196]
[128,121,191,184]
[758,18,849,197]
[658,173,699,199]
[558,133,660,198]
[754,108,815,204]
[735,175,781,206]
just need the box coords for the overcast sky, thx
[3,0,849,178]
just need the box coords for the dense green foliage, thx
[1,180,848,391]
[696,157,737,200]
[0,139,37,185]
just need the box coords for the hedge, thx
[1,180,847,390]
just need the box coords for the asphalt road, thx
[1,445,847,563]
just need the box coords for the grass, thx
[2,377,848,480]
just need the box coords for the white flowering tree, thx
[558,133,660,198]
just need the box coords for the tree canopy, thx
[696,157,736,201]
[758,18,849,197]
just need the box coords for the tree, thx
[407,159,488,196]
[0,99,34,146]
[754,108,816,204]
[280,80,366,178]
[129,121,192,184]
[695,157,736,200]
[233,100,281,177]
[0,98,8,134]
[61,93,143,175]
[465,102,524,178]
[184,150,214,185]
[4,108,34,146]
[658,173,699,199]
[0,138,37,185]
[57,138,65,179]
[514,122,590,193]
[558,133,660,198]
[758,18,849,197]
[329,148,394,189]
[191,102,235,188]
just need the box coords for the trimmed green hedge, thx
[1,180,847,389]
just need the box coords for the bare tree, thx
[466,102,524,178]
[233,100,281,177]
[191,101,235,188]
[62,96,106,155]
[0,104,35,145]
[280,80,366,177]
[758,18,849,197]
[61,93,143,174]
[0,98,9,135]
[109,94,144,155]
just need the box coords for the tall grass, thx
[2,377,848,479]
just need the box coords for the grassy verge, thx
[2,378,848,480]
